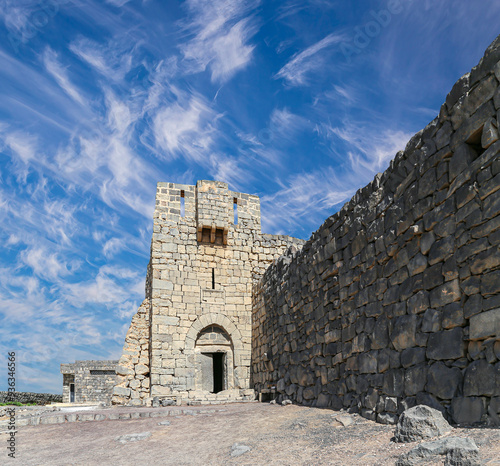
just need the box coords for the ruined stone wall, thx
[0,392,62,404]
[112,299,151,405]
[113,180,304,405]
[252,35,500,425]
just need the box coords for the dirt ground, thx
[3,403,500,465]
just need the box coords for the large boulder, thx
[396,437,479,466]
[395,405,452,443]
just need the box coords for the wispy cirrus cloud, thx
[43,47,85,105]
[274,33,345,86]
[180,0,260,83]
[19,245,78,281]
[260,167,356,235]
[328,122,412,173]
[69,36,135,83]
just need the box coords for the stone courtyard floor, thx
[3,402,500,465]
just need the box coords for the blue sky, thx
[0,0,498,393]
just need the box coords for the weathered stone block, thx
[463,359,496,396]
[449,144,477,182]
[426,362,462,400]
[470,308,500,340]
[370,316,389,349]
[441,303,465,329]
[407,291,429,315]
[451,397,484,425]
[482,117,499,148]
[359,352,378,374]
[428,236,454,266]
[481,270,500,296]
[383,369,404,397]
[421,308,442,333]
[391,315,417,352]
[426,328,465,360]
[404,364,428,396]
[113,386,131,397]
[429,279,461,308]
[401,348,426,368]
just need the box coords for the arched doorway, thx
[194,325,234,393]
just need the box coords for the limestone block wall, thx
[252,35,500,425]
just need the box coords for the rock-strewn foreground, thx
[3,403,500,465]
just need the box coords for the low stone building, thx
[60,360,118,404]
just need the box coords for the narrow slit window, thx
[180,190,185,217]
[233,198,238,225]
[212,268,215,290]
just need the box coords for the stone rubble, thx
[395,437,480,466]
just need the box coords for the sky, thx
[0,0,498,394]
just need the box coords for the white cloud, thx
[106,90,133,135]
[329,123,412,173]
[209,153,252,190]
[102,237,123,258]
[19,245,75,281]
[260,121,413,235]
[153,89,219,162]
[3,131,37,164]
[274,33,345,86]
[269,107,308,138]
[43,47,85,105]
[180,0,260,83]
[69,37,134,82]
[64,265,143,307]
[261,167,356,235]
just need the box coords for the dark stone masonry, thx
[252,34,500,425]
[0,392,62,405]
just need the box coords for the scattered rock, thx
[334,414,354,427]
[269,399,277,405]
[394,405,452,443]
[282,399,292,406]
[160,399,176,407]
[230,443,251,457]
[158,420,171,426]
[115,432,151,444]
[396,437,479,466]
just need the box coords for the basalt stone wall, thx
[0,392,62,404]
[252,35,500,425]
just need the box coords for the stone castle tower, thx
[112,180,304,405]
